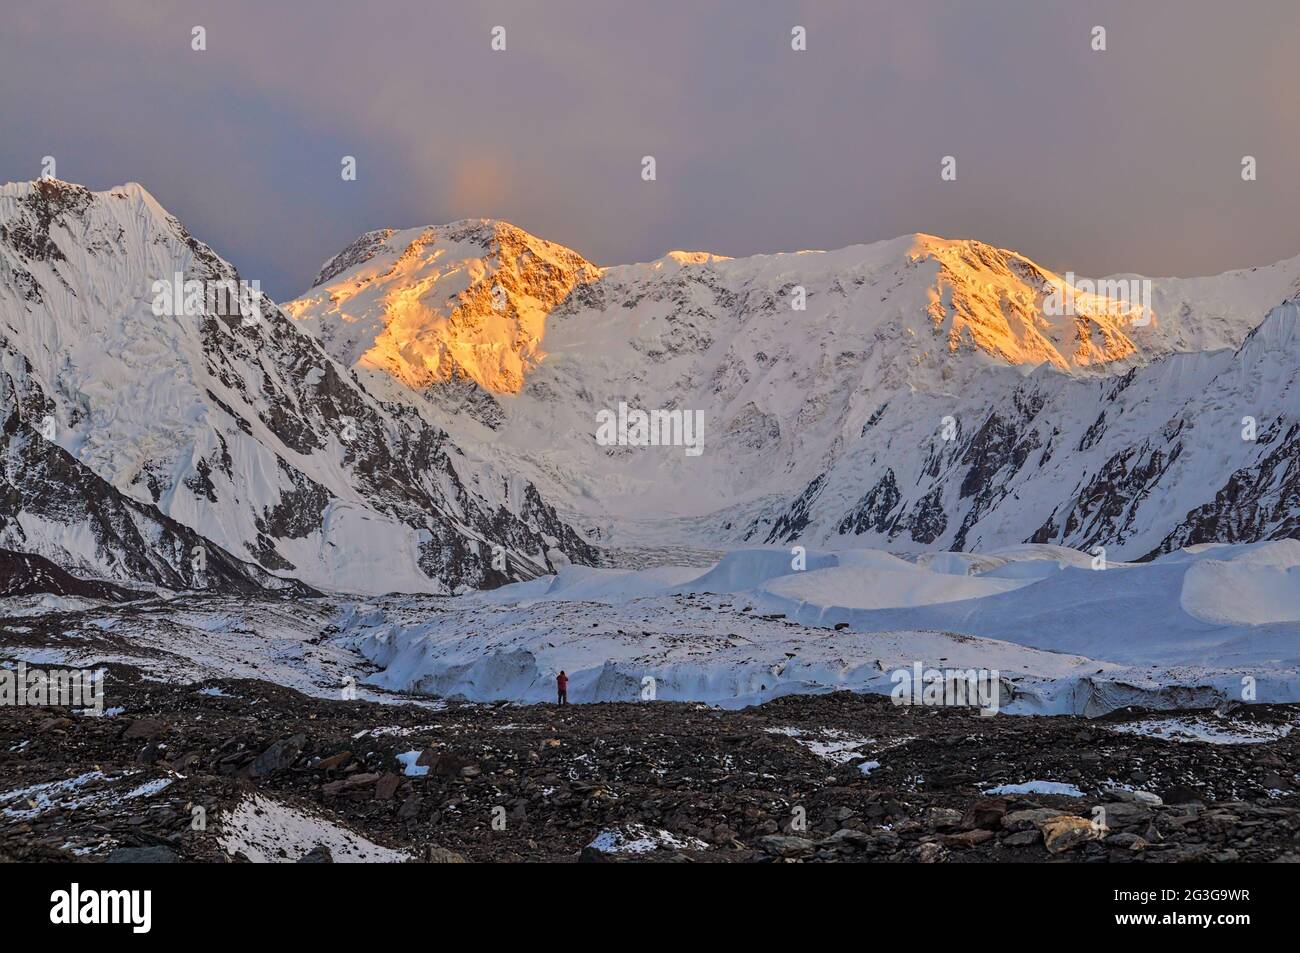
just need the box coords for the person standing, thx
[556,670,569,705]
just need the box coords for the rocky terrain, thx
[3,662,1297,864]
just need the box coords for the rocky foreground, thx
[1,663,1298,863]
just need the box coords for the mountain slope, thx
[1,390,312,594]
[0,180,591,593]
[764,302,1300,559]
[286,219,601,430]
[0,548,146,601]
[289,219,1300,558]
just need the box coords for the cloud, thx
[1,0,1297,298]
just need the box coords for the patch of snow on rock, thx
[586,824,709,855]
[217,794,412,863]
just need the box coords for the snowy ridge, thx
[0,180,595,593]
[291,219,1300,557]
[7,175,1300,606]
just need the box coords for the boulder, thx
[1102,786,1162,806]
[247,734,307,779]
[962,798,1009,831]
[942,828,996,848]
[422,845,467,863]
[1041,815,1101,854]
[314,750,351,772]
[1001,808,1063,832]
[759,834,817,858]
[1001,830,1041,847]
[927,807,964,830]
[1104,832,1147,851]
[374,772,402,800]
[1097,801,1152,829]
[914,842,947,863]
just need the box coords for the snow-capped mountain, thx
[775,302,1300,559]
[0,180,591,593]
[289,220,1300,559]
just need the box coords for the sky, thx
[2,0,1298,300]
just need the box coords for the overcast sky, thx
[3,1,1298,299]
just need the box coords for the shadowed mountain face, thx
[0,548,146,601]
[289,217,1300,560]
[0,180,592,594]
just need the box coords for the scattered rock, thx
[3,671,1297,864]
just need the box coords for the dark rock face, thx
[0,404,311,595]
[755,474,825,543]
[838,470,901,536]
[312,229,397,287]
[0,548,146,601]
[906,486,948,545]
[1149,421,1300,557]
[0,179,88,264]
[948,399,1044,551]
[423,372,506,430]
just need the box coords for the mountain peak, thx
[310,218,594,290]
[2,178,167,213]
[654,250,732,268]
[291,217,600,395]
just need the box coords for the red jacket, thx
[556,673,568,690]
